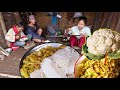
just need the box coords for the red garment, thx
[70,36,85,48]
[13,25,19,35]
[10,26,20,51]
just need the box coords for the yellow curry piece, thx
[76,55,120,78]
[20,45,66,78]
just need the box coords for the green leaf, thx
[82,43,88,54]
[86,53,104,60]
[108,52,120,59]
[82,43,104,60]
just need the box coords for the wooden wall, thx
[35,12,96,34]
[2,12,16,31]
[0,12,120,48]
[35,12,120,33]
[93,12,120,33]
[0,12,21,48]
[84,12,96,26]
[35,12,51,28]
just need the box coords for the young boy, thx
[68,16,91,48]
[5,22,32,51]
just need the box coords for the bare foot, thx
[25,42,30,46]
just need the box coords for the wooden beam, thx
[0,12,10,47]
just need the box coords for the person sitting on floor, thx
[47,24,58,36]
[67,16,91,49]
[5,22,32,51]
[25,15,45,43]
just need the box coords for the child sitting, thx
[68,16,91,49]
[47,24,58,36]
[5,22,32,51]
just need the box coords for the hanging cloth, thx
[73,12,83,18]
[51,15,57,25]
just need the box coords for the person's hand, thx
[67,28,71,32]
[80,33,86,37]
[15,35,20,40]
[37,28,42,35]
[41,40,45,42]
[81,34,85,37]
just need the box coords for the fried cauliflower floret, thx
[87,28,120,55]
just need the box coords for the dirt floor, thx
[0,39,81,78]
[0,48,27,78]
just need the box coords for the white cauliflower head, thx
[86,28,120,55]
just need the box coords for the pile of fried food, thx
[75,55,120,78]
[20,45,66,78]
[75,28,120,78]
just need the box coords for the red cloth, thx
[13,25,19,35]
[21,35,26,38]
[70,36,85,48]
[13,25,26,38]
[10,26,20,51]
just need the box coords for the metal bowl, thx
[19,44,40,77]
[19,42,81,78]
[19,43,63,77]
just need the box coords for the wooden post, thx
[0,12,10,47]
